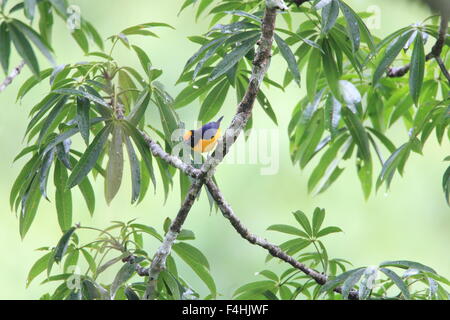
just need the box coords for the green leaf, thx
[172,243,216,297]
[38,148,55,199]
[11,19,55,65]
[121,121,156,191]
[377,143,410,190]
[174,77,216,109]
[27,252,52,287]
[110,262,135,299]
[306,47,322,102]
[124,286,140,300]
[24,0,37,21]
[133,45,152,75]
[84,21,104,51]
[274,34,301,86]
[409,33,425,106]
[105,124,124,205]
[319,267,364,294]
[173,242,210,270]
[8,22,40,76]
[321,39,341,99]
[339,0,361,52]
[198,78,229,123]
[177,229,195,241]
[54,227,77,263]
[293,210,312,237]
[308,134,349,193]
[373,30,413,85]
[341,268,365,299]
[321,0,339,34]
[257,90,278,125]
[209,35,259,82]
[233,280,276,297]
[72,29,89,53]
[38,96,68,144]
[443,166,450,206]
[153,86,179,142]
[54,161,72,232]
[67,124,112,189]
[312,208,325,237]
[53,88,110,108]
[80,249,97,274]
[0,22,11,74]
[297,109,325,168]
[76,97,90,145]
[196,0,214,21]
[267,224,309,238]
[379,260,436,274]
[342,107,370,162]
[78,177,95,215]
[124,136,141,204]
[258,270,279,282]
[127,90,151,126]
[316,226,343,238]
[81,279,102,300]
[160,271,181,299]
[20,175,42,238]
[379,268,411,299]
[37,1,53,45]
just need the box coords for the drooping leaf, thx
[67,123,112,189]
[110,262,135,299]
[54,227,77,263]
[274,34,301,86]
[54,161,72,232]
[8,22,40,76]
[379,268,411,299]
[0,22,11,74]
[105,124,124,205]
[409,32,425,106]
[198,78,229,123]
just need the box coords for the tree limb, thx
[0,61,26,93]
[142,1,283,300]
[204,180,359,300]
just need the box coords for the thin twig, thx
[436,56,450,84]
[141,131,202,179]
[0,61,26,93]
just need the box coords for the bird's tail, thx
[216,116,224,123]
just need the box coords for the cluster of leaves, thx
[10,20,186,237]
[27,219,216,300]
[178,0,449,203]
[174,10,282,130]
[235,208,450,300]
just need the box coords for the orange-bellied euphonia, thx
[183,116,224,153]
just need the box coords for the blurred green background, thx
[0,0,449,299]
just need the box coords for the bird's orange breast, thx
[184,128,221,153]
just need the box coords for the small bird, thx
[183,116,224,153]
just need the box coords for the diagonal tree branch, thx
[387,10,449,78]
[204,180,359,300]
[143,0,286,300]
[0,61,26,93]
